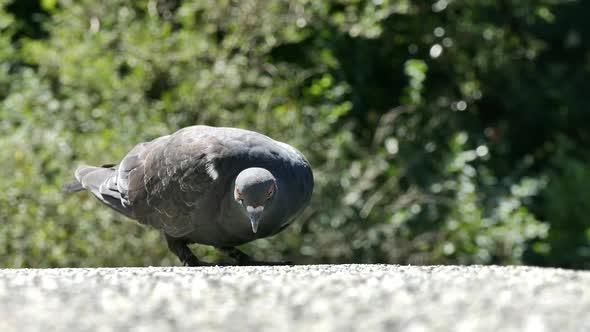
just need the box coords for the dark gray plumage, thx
[66,125,314,266]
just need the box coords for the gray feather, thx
[62,181,84,193]
[72,165,134,218]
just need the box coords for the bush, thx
[1,0,588,268]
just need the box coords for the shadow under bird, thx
[65,125,314,266]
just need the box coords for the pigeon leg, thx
[165,235,214,267]
[218,247,292,266]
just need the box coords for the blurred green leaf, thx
[1,0,588,269]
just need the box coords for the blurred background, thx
[0,0,589,269]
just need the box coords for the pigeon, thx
[65,125,314,266]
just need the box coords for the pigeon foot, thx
[218,247,292,266]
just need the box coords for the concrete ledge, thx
[0,265,588,331]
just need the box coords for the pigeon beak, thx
[250,216,260,233]
[246,206,264,233]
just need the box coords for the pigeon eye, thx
[266,186,275,197]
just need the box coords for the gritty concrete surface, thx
[0,265,588,332]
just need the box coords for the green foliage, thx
[0,0,588,268]
[528,137,590,269]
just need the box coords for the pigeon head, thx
[234,167,277,233]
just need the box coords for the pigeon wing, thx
[124,130,226,237]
